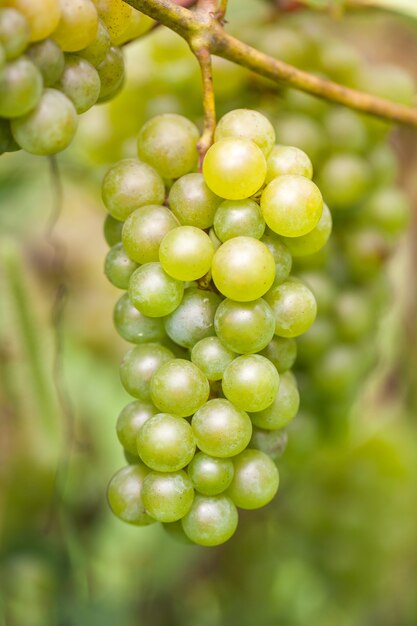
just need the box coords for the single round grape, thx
[168,173,221,229]
[137,114,199,179]
[274,113,324,164]
[213,199,265,242]
[260,336,297,373]
[250,427,288,461]
[211,237,275,302]
[261,174,323,237]
[188,453,234,496]
[265,280,317,338]
[324,107,368,153]
[362,187,409,236]
[0,119,20,154]
[137,413,196,472]
[55,55,100,113]
[104,242,138,289]
[214,108,275,156]
[53,0,98,52]
[107,464,155,525]
[96,45,124,101]
[281,203,332,257]
[26,39,65,86]
[79,19,111,66]
[102,159,165,222]
[150,358,209,418]
[203,137,266,200]
[191,398,252,458]
[142,470,194,523]
[181,494,238,546]
[214,298,275,354]
[261,232,292,285]
[191,337,235,381]
[0,57,42,119]
[95,0,152,46]
[128,262,184,318]
[159,226,214,282]
[122,205,178,265]
[110,9,154,46]
[334,290,373,342]
[113,292,166,343]
[0,8,29,60]
[222,354,280,413]
[103,213,123,246]
[317,153,372,210]
[116,401,157,455]
[227,449,279,510]
[265,145,313,183]
[250,372,299,430]
[119,343,173,400]
[164,288,221,349]
[8,0,60,41]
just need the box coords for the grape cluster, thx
[0,0,153,157]
[104,108,331,546]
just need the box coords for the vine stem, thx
[125,0,417,128]
[193,44,216,166]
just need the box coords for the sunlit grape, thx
[265,280,317,338]
[142,470,194,523]
[191,337,235,381]
[227,449,279,510]
[128,262,184,318]
[53,0,98,52]
[137,413,196,472]
[281,203,332,257]
[0,8,29,59]
[8,0,60,41]
[181,494,238,546]
[214,298,275,354]
[150,358,210,418]
[265,145,313,183]
[214,108,275,156]
[222,354,280,413]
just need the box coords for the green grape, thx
[265,280,317,338]
[214,108,275,156]
[188,452,234,496]
[296,317,335,364]
[213,199,265,242]
[222,354,279,413]
[191,398,252,458]
[137,113,199,179]
[317,153,372,210]
[324,108,368,153]
[0,8,29,59]
[227,449,279,510]
[150,358,210,418]
[334,290,373,342]
[261,24,312,67]
[53,0,98,52]
[137,413,196,472]
[297,271,335,314]
[26,39,65,86]
[104,242,138,289]
[55,54,100,113]
[360,63,415,106]
[107,464,155,525]
[96,45,124,102]
[11,88,78,155]
[261,232,292,285]
[0,118,20,154]
[362,187,409,236]
[283,89,328,118]
[203,137,266,200]
[274,113,324,163]
[181,494,238,546]
[122,205,179,265]
[113,292,166,343]
[260,336,297,373]
[128,262,184,318]
[141,470,194,523]
[211,236,275,302]
[250,427,288,461]
[8,0,60,42]
[0,57,42,118]
[116,400,157,455]
[164,288,221,349]
[79,19,111,66]
[102,159,165,222]
[265,145,313,183]
[281,203,332,257]
[261,174,323,238]
[190,337,235,381]
[94,0,153,46]
[103,213,123,246]
[369,143,398,185]
[159,226,214,281]
[168,173,222,229]
[313,345,361,396]
[250,372,299,430]
[214,298,275,354]
[119,343,173,400]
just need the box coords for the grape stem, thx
[193,44,216,166]
[124,0,417,127]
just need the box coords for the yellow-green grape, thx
[79,19,110,66]
[211,237,275,302]
[104,242,138,289]
[275,113,325,164]
[214,298,275,354]
[128,262,184,318]
[362,187,410,236]
[96,45,124,102]
[0,118,20,154]
[116,400,157,455]
[222,354,279,413]
[191,398,252,458]
[26,39,64,86]
[214,108,275,156]
[261,174,323,237]
[0,8,29,59]
[137,114,199,179]
[203,137,266,200]
[250,427,287,461]
[213,199,265,242]
[188,453,234,496]
[113,292,166,343]
[181,494,238,546]
[119,343,174,400]
[324,108,368,153]
[107,464,155,525]
[0,57,42,118]
[261,232,292,285]
[122,205,179,265]
[265,280,317,338]
[259,336,297,373]
[93,0,153,46]
[317,153,372,210]
[110,8,153,45]
[250,372,299,430]
[191,337,235,382]
[281,203,332,257]
[141,470,194,523]
[11,88,78,155]
[102,159,165,222]
[164,288,221,349]
[8,0,60,41]
[227,449,279,510]
[168,173,222,229]
[136,413,196,472]
[55,55,100,113]
[265,145,313,183]
[159,226,214,281]
[150,358,210,418]
[103,213,123,246]
[53,0,98,52]
[334,291,373,342]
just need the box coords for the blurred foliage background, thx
[1,1,417,625]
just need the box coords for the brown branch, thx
[193,45,216,166]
